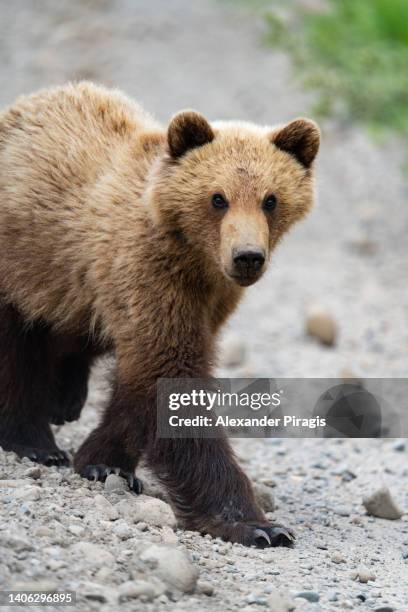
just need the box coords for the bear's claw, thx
[80,464,143,494]
[18,445,70,467]
[248,524,295,548]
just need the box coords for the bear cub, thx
[0,83,319,547]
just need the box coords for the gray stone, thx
[81,581,118,605]
[333,505,350,517]
[245,593,268,605]
[93,494,119,520]
[14,486,41,501]
[363,487,403,520]
[104,474,128,494]
[197,580,214,596]
[24,467,41,479]
[220,335,247,367]
[119,578,165,602]
[112,520,133,540]
[68,524,85,536]
[71,542,115,569]
[305,308,337,346]
[0,534,33,552]
[116,494,176,528]
[140,544,198,593]
[295,591,320,603]
[327,591,339,602]
[267,591,295,611]
[331,552,346,564]
[352,568,376,583]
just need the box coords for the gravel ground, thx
[0,1,407,610]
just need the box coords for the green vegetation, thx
[264,0,408,139]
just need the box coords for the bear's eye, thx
[212,193,229,209]
[263,194,277,212]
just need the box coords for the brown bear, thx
[0,82,319,547]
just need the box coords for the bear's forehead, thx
[199,136,299,186]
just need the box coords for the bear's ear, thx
[167,110,214,158]
[270,118,320,168]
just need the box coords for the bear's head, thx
[149,111,320,287]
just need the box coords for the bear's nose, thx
[233,248,265,272]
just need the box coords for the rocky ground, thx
[0,0,407,610]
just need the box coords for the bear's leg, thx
[0,301,69,466]
[74,318,293,547]
[47,339,95,426]
[146,424,295,548]
[74,380,293,547]
[74,383,144,494]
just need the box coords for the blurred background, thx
[1,4,407,607]
[1,0,407,378]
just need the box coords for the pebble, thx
[104,474,128,494]
[333,505,350,517]
[161,525,178,544]
[254,483,275,512]
[68,524,85,536]
[197,580,214,596]
[34,526,53,537]
[338,469,356,482]
[392,440,405,452]
[260,478,277,488]
[245,593,268,605]
[352,568,376,583]
[267,592,295,612]
[363,487,403,520]
[220,335,247,367]
[119,578,165,602]
[81,581,117,605]
[112,520,133,540]
[116,494,176,528]
[94,494,119,520]
[305,307,337,346]
[0,534,33,551]
[295,591,320,603]
[71,542,115,569]
[24,467,42,479]
[14,486,41,501]
[331,552,346,564]
[136,521,148,531]
[140,544,198,593]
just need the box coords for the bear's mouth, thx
[227,272,262,287]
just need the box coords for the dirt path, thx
[0,1,407,610]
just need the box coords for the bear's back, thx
[0,83,159,330]
[0,82,158,201]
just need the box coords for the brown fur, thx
[0,83,319,546]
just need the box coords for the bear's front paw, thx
[7,444,70,467]
[205,520,295,548]
[79,464,143,494]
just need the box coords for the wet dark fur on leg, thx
[0,300,97,466]
[75,340,295,548]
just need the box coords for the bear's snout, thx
[230,247,266,286]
